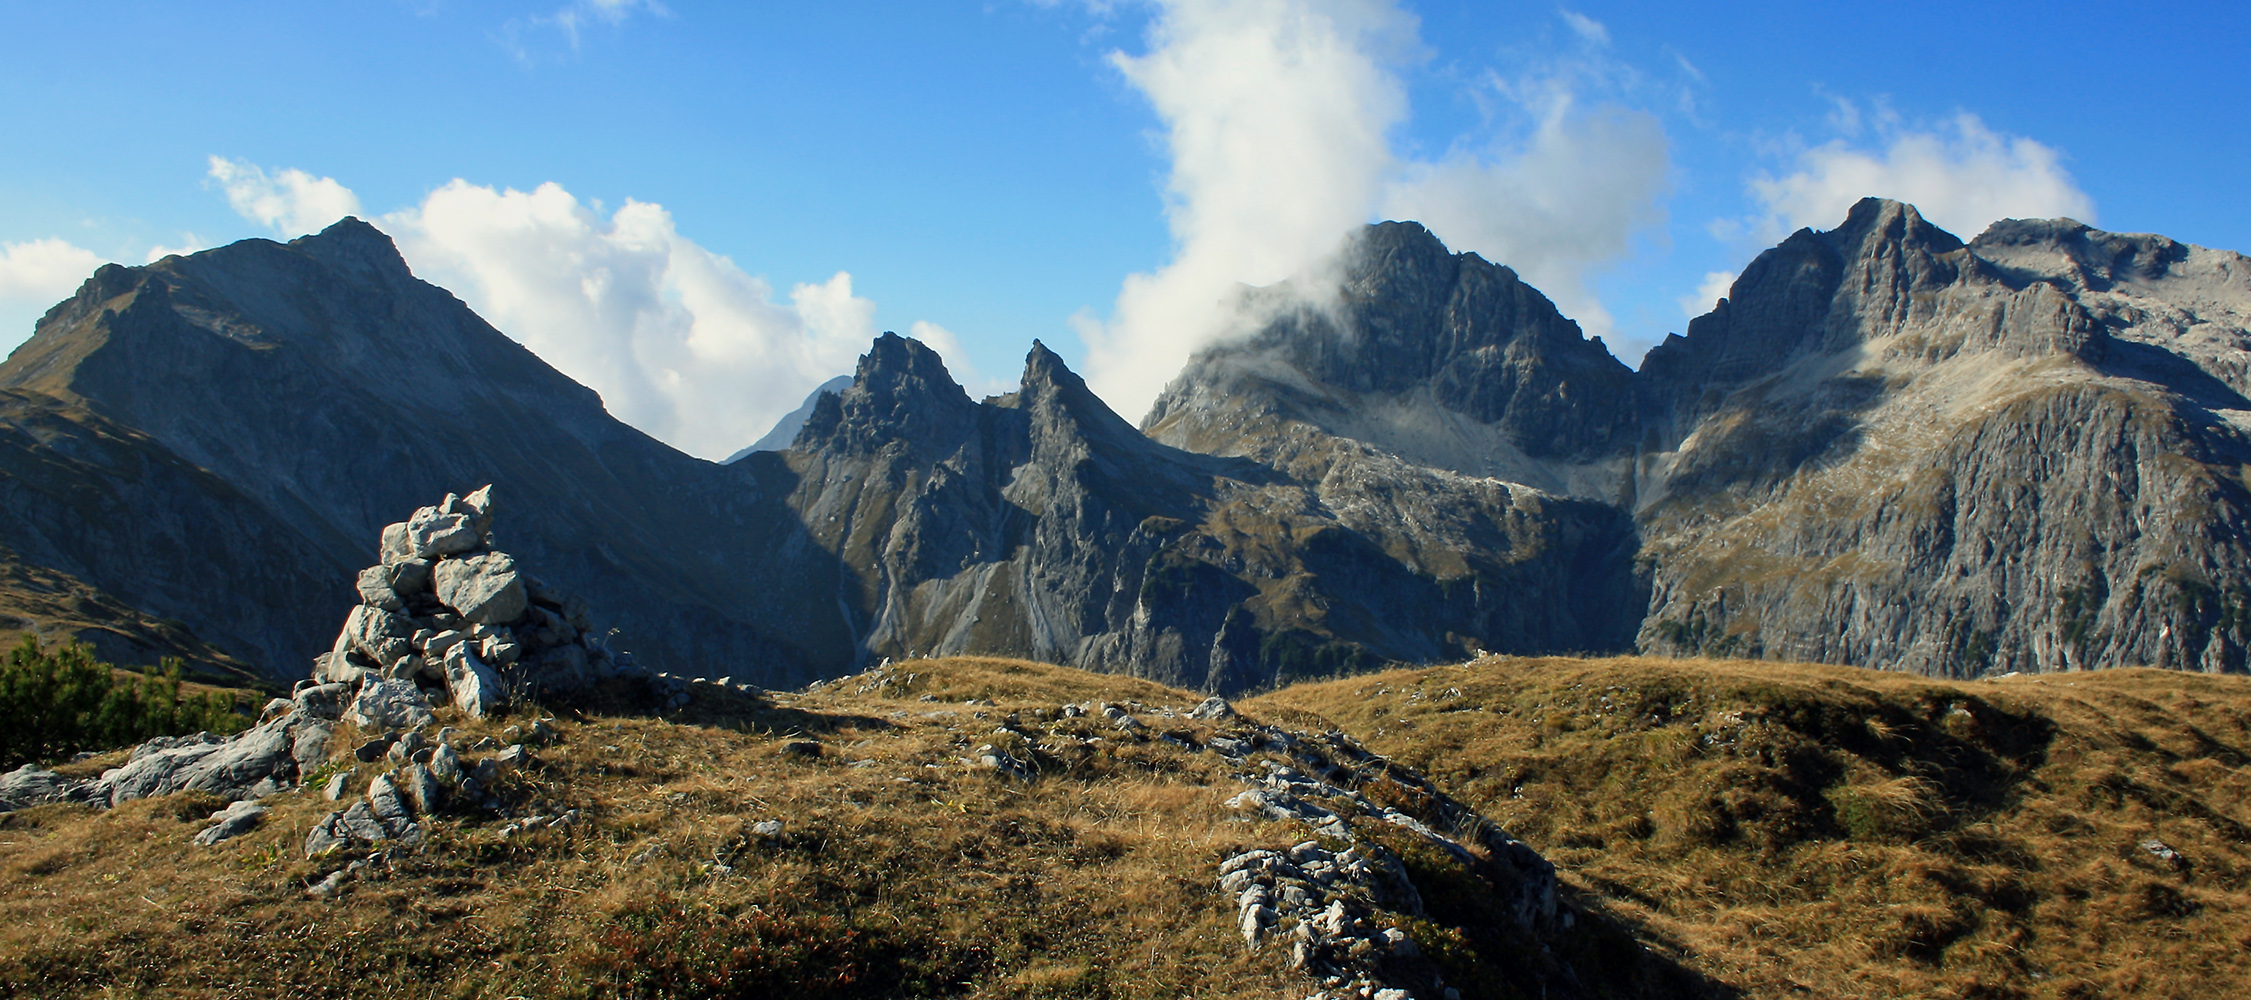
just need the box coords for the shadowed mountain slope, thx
[0,220,849,683]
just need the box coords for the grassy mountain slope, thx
[1253,656,2251,998]
[0,658,1707,1000]
[5,654,2244,998]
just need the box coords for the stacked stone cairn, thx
[314,485,631,724]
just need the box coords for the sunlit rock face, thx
[1157,199,2251,677]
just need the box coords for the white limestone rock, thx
[355,565,404,612]
[193,800,267,846]
[434,550,527,625]
[406,499,481,558]
[443,644,506,719]
[350,678,436,729]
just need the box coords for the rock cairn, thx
[314,485,632,720]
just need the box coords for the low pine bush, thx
[0,636,248,769]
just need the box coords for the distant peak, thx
[1827,197,1966,255]
[287,216,413,280]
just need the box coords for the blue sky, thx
[2,1,2245,458]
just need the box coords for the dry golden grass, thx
[11,651,2247,998]
[1251,655,2251,999]
[0,660,1334,999]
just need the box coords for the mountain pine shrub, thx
[0,636,248,769]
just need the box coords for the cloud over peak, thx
[208,157,363,238]
[1077,1,1671,417]
[194,159,980,462]
[1744,109,2095,242]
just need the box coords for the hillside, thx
[0,222,833,684]
[1253,656,2251,998]
[4,653,2245,997]
[0,657,1716,1000]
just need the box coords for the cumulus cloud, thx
[208,157,363,237]
[378,178,890,460]
[0,238,106,307]
[1078,2,1670,419]
[1383,100,1668,343]
[0,237,109,348]
[1746,110,2095,241]
[1079,0,1418,418]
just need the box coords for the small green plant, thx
[0,636,249,769]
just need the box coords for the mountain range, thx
[4,197,2248,690]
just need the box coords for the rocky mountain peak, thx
[1016,339,1145,451]
[283,216,416,284]
[796,332,977,458]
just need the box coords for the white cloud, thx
[501,0,670,63]
[1079,0,1419,420]
[1746,111,2095,241]
[1677,269,1735,318]
[1559,9,1609,46]
[1382,100,1668,344]
[0,237,109,349]
[145,235,208,263]
[378,178,897,460]
[0,238,106,305]
[208,157,363,237]
[1078,1,1670,417]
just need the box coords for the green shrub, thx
[0,636,249,769]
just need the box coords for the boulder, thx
[407,502,481,558]
[92,737,230,806]
[444,644,505,719]
[378,522,414,565]
[291,720,334,774]
[341,604,418,666]
[366,773,415,834]
[422,629,472,659]
[460,484,495,540]
[193,800,267,846]
[398,762,443,815]
[312,650,367,687]
[355,565,403,612]
[1189,696,1236,720]
[85,713,312,808]
[434,551,527,625]
[176,717,299,797]
[291,682,350,721]
[0,764,69,812]
[390,558,433,595]
[429,744,465,786]
[304,800,393,856]
[350,678,436,729]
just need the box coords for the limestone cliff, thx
[1154,201,2251,676]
